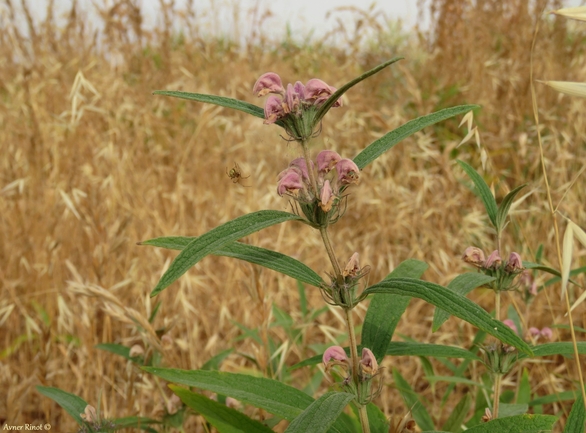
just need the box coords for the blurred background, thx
[1,0,586,431]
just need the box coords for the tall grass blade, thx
[561,222,574,300]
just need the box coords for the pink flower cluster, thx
[322,345,378,376]
[253,72,343,125]
[277,150,359,209]
[462,247,524,273]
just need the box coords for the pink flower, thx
[277,167,304,196]
[503,319,518,334]
[323,346,349,370]
[360,348,378,375]
[336,158,360,185]
[304,78,342,107]
[317,150,342,174]
[462,247,486,267]
[484,250,502,269]
[319,180,335,212]
[264,95,285,125]
[253,72,284,97]
[529,327,541,337]
[289,157,310,181]
[285,83,302,114]
[505,252,524,273]
[540,327,553,340]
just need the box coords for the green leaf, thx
[456,160,498,227]
[393,368,435,431]
[464,414,557,432]
[152,91,275,124]
[36,386,88,426]
[425,376,489,391]
[529,390,578,406]
[563,393,585,433]
[95,343,136,361]
[517,368,531,405]
[498,403,528,418]
[432,273,495,332]
[363,278,533,355]
[142,237,323,288]
[313,57,403,126]
[142,368,352,433]
[495,184,526,232]
[441,393,471,432]
[519,342,586,359]
[150,211,302,296]
[366,403,390,433]
[353,105,478,170]
[111,416,160,432]
[170,386,273,433]
[361,259,428,362]
[284,392,355,433]
[201,349,233,371]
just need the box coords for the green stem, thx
[493,374,502,419]
[319,227,342,276]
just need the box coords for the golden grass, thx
[1,0,585,431]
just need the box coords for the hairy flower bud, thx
[304,78,338,106]
[323,346,349,372]
[336,158,360,185]
[484,250,502,269]
[360,348,378,376]
[319,180,335,212]
[540,327,553,340]
[264,95,285,124]
[289,157,310,181]
[462,246,485,267]
[129,344,144,358]
[503,319,518,334]
[342,252,360,278]
[81,405,98,423]
[253,72,284,97]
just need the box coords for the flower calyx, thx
[481,342,518,375]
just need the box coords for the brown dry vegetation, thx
[1,0,586,431]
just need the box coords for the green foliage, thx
[393,368,435,431]
[354,106,478,170]
[456,160,498,228]
[149,210,303,296]
[36,386,88,426]
[464,414,557,432]
[563,393,585,433]
[441,393,471,432]
[364,278,533,355]
[361,258,428,362]
[284,392,355,433]
[170,385,274,433]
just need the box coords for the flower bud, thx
[503,319,518,334]
[484,250,502,269]
[304,78,342,106]
[319,180,335,212]
[129,344,144,358]
[289,157,310,181]
[253,72,284,97]
[336,158,360,185]
[166,394,182,415]
[505,252,524,273]
[342,252,360,278]
[540,327,553,340]
[360,347,378,376]
[462,246,485,267]
[81,405,98,423]
[323,345,348,364]
[529,327,541,337]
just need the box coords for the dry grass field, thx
[1,0,586,431]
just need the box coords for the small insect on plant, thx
[226,162,250,187]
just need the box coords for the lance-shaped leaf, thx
[361,259,428,362]
[441,393,471,433]
[456,160,498,227]
[563,393,585,433]
[141,237,322,288]
[36,386,88,426]
[393,368,435,431]
[363,278,533,355]
[284,392,355,433]
[142,367,353,433]
[464,414,557,432]
[150,211,302,296]
[495,184,527,232]
[152,91,284,126]
[170,386,274,433]
[353,105,478,170]
[313,57,403,126]
[432,273,495,332]
[517,342,586,359]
